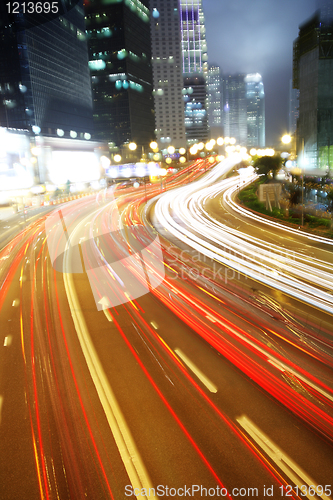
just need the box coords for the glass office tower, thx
[223,74,247,146]
[85,0,155,148]
[179,0,209,144]
[293,8,333,171]
[207,64,223,138]
[150,0,186,148]
[289,79,299,136]
[224,73,265,148]
[245,73,265,148]
[0,1,93,137]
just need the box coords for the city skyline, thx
[203,0,316,145]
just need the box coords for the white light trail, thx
[154,156,333,315]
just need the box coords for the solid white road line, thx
[63,206,157,500]
[3,335,12,346]
[237,415,331,500]
[175,348,218,393]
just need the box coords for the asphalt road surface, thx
[0,159,332,500]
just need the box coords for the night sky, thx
[203,0,317,146]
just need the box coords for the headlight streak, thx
[154,160,333,316]
[14,200,121,499]
[109,299,294,496]
[68,180,294,491]
[225,177,333,247]
[6,160,330,496]
[0,164,224,496]
[116,161,333,439]
[0,221,57,500]
[92,178,333,444]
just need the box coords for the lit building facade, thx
[207,64,223,138]
[245,73,265,148]
[316,0,333,23]
[224,73,265,148]
[223,74,247,146]
[150,1,186,148]
[179,0,209,144]
[289,79,299,136]
[85,0,155,148]
[293,7,333,171]
[0,0,93,138]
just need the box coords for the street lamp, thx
[282,134,292,145]
[159,167,167,192]
[300,138,305,226]
[292,138,305,226]
[31,147,41,156]
[128,142,137,151]
[100,155,111,169]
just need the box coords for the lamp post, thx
[294,137,305,226]
[30,145,41,184]
[144,176,147,203]
[150,141,158,153]
[126,142,137,163]
[327,136,331,177]
[282,134,291,146]
[187,144,199,182]
[159,167,167,193]
[205,141,214,171]
[301,138,305,226]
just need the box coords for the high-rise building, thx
[85,0,155,148]
[224,73,265,148]
[245,73,265,148]
[179,0,209,144]
[223,74,247,146]
[289,79,299,136]
[0,1,93,138]
[207,64,223,138]
[293,7,333,171]
[150,1,186,149]
[316,0,333,24]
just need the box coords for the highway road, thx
[0,158,332,500]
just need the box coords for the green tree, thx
[253,155,282,180]
[288,184,301,207]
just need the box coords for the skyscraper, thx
[179,0,209,144]
[316,0,333,24]
[223,74,247,146]
[207,64,223,138]
[0,0,93,138]
[245,73,265,148]
[85,0,155,148]
[150,1,186,148]
[289,79,299,136]
[293,7,333,171]
[224,73,265,148]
